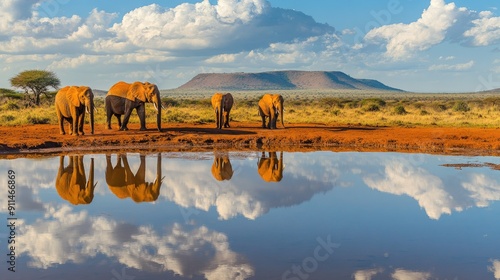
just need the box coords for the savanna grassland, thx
[2,88,500,128]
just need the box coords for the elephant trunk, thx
[279,102,285,129]
[218,101,224,129]
[90,96,95,134]
[84,158,95,204]
[156,92,162,132]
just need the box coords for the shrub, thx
[162,97,180,107]
[420,110,429,116]
[452,101,470,112]
[360,98,386,107]
[394,105,408,115]
[1,115,15,122]
[3,101,20,110]
[27,115,50,124]
[365,104,380,112]
[432,103,447,112]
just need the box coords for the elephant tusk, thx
[153,102,158,112]
[161,103,166,110]
[86,107,90,114]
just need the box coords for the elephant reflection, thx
[257,152,284,182]
[106,153,163,203]
[56,155,96,205]
[211,152,233,181]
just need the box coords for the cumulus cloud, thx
[365,0,466,59]
[464,11,500,46]
[0,0,40,22]
[489,259,500,280]
[364,0,500,60]
[110,0,334,54]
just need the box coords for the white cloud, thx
[364,0,500,60]
[428,60,474,71]
[489,259,500,280]
[109,0,334,53]
[464,11,500,46]
[353,268,383,280]
[392,269,431,280]
[365,0,466,59]
[0,0,40,22]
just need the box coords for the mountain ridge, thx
[177,70,403,91]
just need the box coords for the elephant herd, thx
[54,81,285,136]
[55,152,285,205]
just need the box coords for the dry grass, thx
[2,90,500,128]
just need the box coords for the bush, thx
[365,104,380,112]
[3,101,20,110]
[394,105,408,115]
[27,115,50,124]
[452,101,470,112]
[1,115,15,122]
[360,98,386,107]
[432,103,447,112]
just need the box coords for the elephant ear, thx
[67,86,82,107]
[127,82,147,102]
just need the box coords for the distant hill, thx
[177,70,403,91]
[483,88,500,93]
[93,89,107,97]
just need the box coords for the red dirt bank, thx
[1,122,500,157]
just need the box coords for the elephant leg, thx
[71,114,78,136]
[64,118,73,135]
[214,109,219,129]
[136,155,146,183]
[260,114,267,129]
[115,114,122,128]
[120,105,133,131]
[224,109,231,128]
[56,109,66,135]
[136,105,146,131]
[106,104,113,130]
[270,109,277,129]
[78,110,85,135]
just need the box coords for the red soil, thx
[1,122,500,158]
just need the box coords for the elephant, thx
[257,152,284,182]
[105,81,162,131]
[55,86,95,135]
[211,92,234,129]
[211,152,233,181]
[258,93,285,129]
[55,155,96,205]
[106,153,163,203]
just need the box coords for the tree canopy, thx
[10,70,60,106]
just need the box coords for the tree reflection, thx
[106,153,163,203]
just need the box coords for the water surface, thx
[1,151,500,279]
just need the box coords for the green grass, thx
[2,89,500,128]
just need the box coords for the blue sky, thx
[0,0,499,92]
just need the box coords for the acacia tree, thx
[10,70,61,106]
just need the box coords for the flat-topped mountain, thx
[177,70,403,91]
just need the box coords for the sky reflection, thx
[1,151,500,279]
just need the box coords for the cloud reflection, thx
[17,205,253,279]
[362,156,500,219]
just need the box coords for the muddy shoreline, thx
[1,122,500,158]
